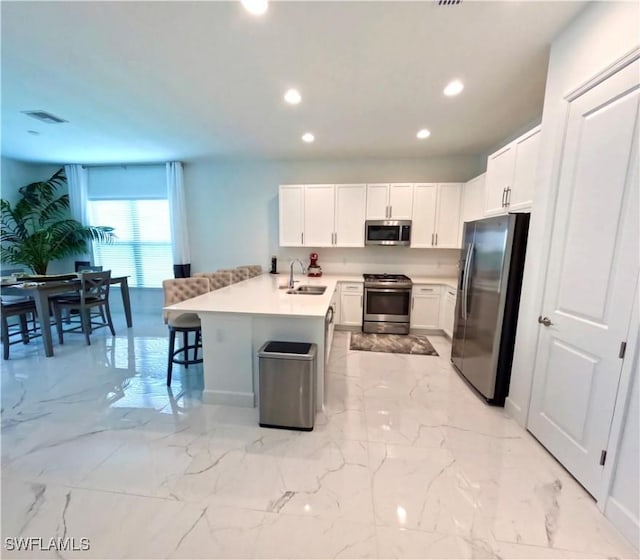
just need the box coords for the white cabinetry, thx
[460,173,486,246]
[411,183,462,248]
[485,126,541,216]
[279,184,366,247]
[439,286,457,338]
[410,285,441,329]
[339,282,363,326]
[303,184,334,246]
[334,184,366,247]
[366,183,413,220]
[279,185,305,246]
[326,286,339,362]
[461,173,486,224]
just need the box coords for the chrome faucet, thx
[289,259,307,289]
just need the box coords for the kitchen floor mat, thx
[349,332,439,356]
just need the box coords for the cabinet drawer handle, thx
[412,297,415,310]
[435,233,438,246]
[501,188,507,208]
[506,187,511,206]
[301,232,304,245]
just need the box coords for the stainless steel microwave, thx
[365,220,411,246]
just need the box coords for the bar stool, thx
[162,277,210,386]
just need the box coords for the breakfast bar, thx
[164,274,335,410]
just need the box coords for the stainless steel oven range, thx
[362,274,412,334]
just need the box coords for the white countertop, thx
[164,273,458,318]
[164,274,338,318]
[411,276,457,289]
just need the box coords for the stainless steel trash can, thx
[258,341,317,431]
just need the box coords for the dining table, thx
[0,275,132,357]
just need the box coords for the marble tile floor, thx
[1,313,637,559]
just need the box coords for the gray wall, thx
[183,155,483,273]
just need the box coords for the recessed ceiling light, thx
[302,133,315,143]
[241,0,268,16]
[284,89,301,105]
[416,129,431,140]
[444,80,464,97]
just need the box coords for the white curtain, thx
[64,164,89,225]
[166,161,191,266]
[65,164,92,264]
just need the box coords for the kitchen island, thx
[164,274,336,410]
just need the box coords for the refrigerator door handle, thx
[463,242,474,319]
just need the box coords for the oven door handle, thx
[365,288,412,294]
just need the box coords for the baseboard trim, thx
[203,389,255,408]
[505,397,526,428]
[605,496,640,553]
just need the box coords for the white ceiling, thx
[1,1,587,165]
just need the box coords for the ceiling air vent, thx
[436,0,462,5]
[22,110,68,124]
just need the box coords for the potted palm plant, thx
[0,168,115,275]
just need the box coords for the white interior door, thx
[528,59,639,497]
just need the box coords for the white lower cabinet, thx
[339,282,363,326]
[410,285,441,329]
[440,286,457,338]
[326,286,339,362]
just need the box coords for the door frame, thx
[520,47,640,509]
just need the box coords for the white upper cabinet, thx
[334,184,366,247]
[388,184,414,219]
[509,127,541,211]
[461,173,486,224]
[365,184,389,219]
[303,184,334,247]
[411,184,437,248]
[366,183,413,219]
[459,173,486,245]
[485,125,541,216]
[411,183,462,248]
[485,145,515,216]
[279,185,304,246]
[279,184,367,247]
[435,184,462,248]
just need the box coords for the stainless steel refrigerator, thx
[451,214,530,405]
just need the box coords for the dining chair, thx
[237,265,263,278]
[193,271,232,291]
[163,277,210,386]
[51,270,115,345]
[1,299,39,359]
[217,268,248,283]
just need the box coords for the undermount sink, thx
[286,285,327,295]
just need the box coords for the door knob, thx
[538,315,553,327]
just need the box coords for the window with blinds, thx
[88,199,172,288]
